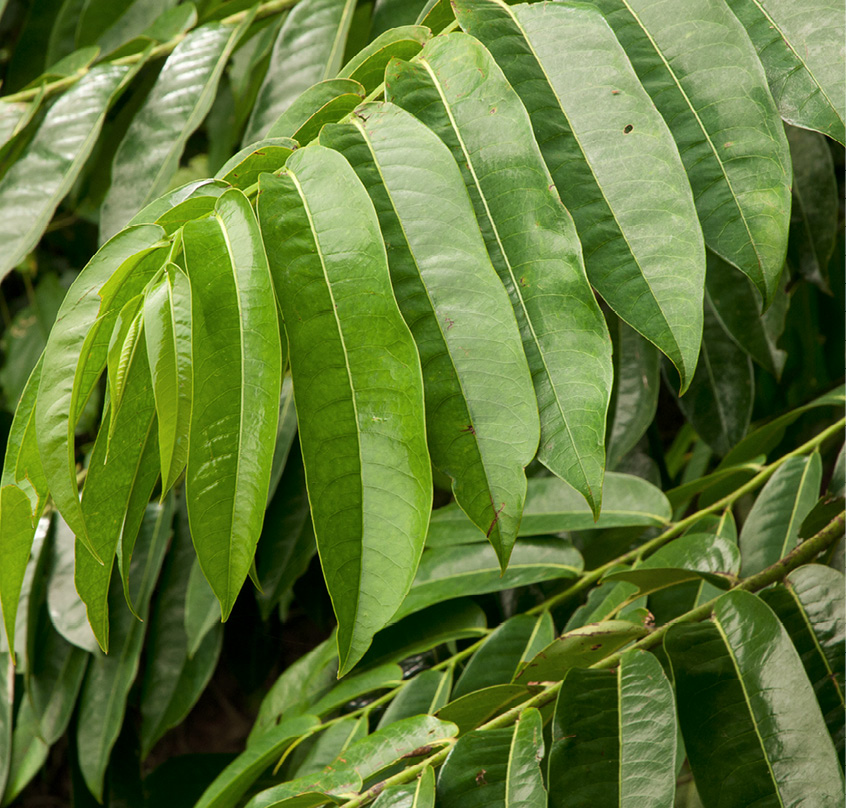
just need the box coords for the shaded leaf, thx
[372,765,435,808]
[377,669,453,729]
[436,684,530,735]
[265,79,365,143]
[339,26,430,92]
[215,137,297,190]
[0,485,37,656]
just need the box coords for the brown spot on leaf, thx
[476,770,488,786]
[591,644,603,651]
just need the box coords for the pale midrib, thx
[419,57,594,502]
[323,0,358,80]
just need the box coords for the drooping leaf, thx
[376,668,453,729]
[183,188,282,620]
[672,300,754,456]
[184,557,220,659]
[35,225,166,553]
[320,102,539,568]
[265,79,365,143]
[0,56,149,280]
[75,0,177,53]
[548,651,676,807]
[666,590,844,806]
[436,684,530,735]
[393,540,583,622]
[100,18,252,238]
[258,144,431,674]
[244,0,357,143]
[725,0,845,143]
[438,707,546,807]
[426,472,671,547]
[388,33,613,514]
[760,564,845,761]
[339,25,430,92]
[454,0,705,389]
[0,485,38,657]
[2,698,50,806]
[104,295,144,438]
[514,621,648,685]
[0,653,11,800]
[740,451,822,576]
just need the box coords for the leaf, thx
[184,557,220,658]
[0,58,148,280]
[706,251,787,379]
[144,263,193,493]
[195,715,322,808]
[672,300,754,456]
[548,650,676,807]
[514,621,648,685]
[452,614,554,700]
[564,575,644,631]
[436,684,530,735]
[725,0,845,143]
[286,716,368,780]
[76,499,173,801]
[0,485,38,657]
[100,19,251,239]
[75,0,177,52]
[265,376,300,506]
[265,79,365,143]
[585,0,792,304]
[105,295,144,437]
[665,590,844,806]
[740,452,822,576]
[438,707,546,807]
[426,472,671,547]
[786,125,838,292]
[376,668,453,729]
[35,225,166,553]
[760,564,845,760]
[388,33,613,514]
[393,539,583,622]
[128,177,230,230]
[454,0,705,389]
[339,26,430,93]
[309,663,403,718]
[0,653,11,800]
[320,103,539,568]
[372,765,435,808]
[606,314,660,470]
[244,0,357,143]
[2,699,50,806]
[183,188,282,620]
[215,137,297,191]
[371,0,429,37]
[258,145,431,674]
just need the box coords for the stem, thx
[1,0,300,104]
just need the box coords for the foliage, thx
[0,0,843,805]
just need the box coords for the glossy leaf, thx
[308,663,403,717]
[372,765,435,808]
[740,452,822,576]
[393,539,583,622]
[215,138,296,190]
[286,716,368,780]
[437,685,530,735]
[548,650,676,807]
[258,144,431,674]
[438,708,546,807]
[101,19,250,238]
[244,0,357,143]
[0,59,147,280]
[514,621,648,684]
[183,189,282,620]
[128,177,230,230]
[265,79,365,143]
[339,26,430,92]
[426,472,671,547]
[760,564,845,759]
[0,485,37,657]
[665,590,844,806]
[75,0,177,52]
[377,669,453,730]
[320,102,539,568]
[388,33,613,514]
[726,0,845,143]
[455,0,705,389]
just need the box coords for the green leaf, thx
[75,0,176,52]
[101,19,251,239]
[725,0,845,144]
[258,144,431,675]
[740,452,822,576]
[339,26,430,93]
[195,715,322,808]
[393,539,583,621]
[2,699,50,806]
[0,485,37,657]
[309,663,403,718]
[286,716,368,780]
[606,314,660,470]
[387,33,613,514]
[320,103,539,568]
[35,225,166,554]
[0,653,11,800]
[244,0,357,143]
[438,707,546,807]
[376,668,453,729]
[673,300,754,456]
[265,79,365,143]
[455,0,705,389]
[0,58,148,280]
[371,0,429,37]
[436,684,530,735]
[514,621,648,684]
[586,0,792,304]
[76,499,174,801]
[215,137,297,190]
[265,376,299,506]
[452,614,554,699]
[706,251,787,379]
[372,765,435,808]
[127,177,230,230]
[183,188,282,620]
[665,590,844,806]
[144,263,193,493]
[760,564,845,761]
[105,295,144,438]
[427,472,671,547]
[564,575,644,631]
[184,557,220,659]
[786,125,838,292]
[548,650,676,807]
